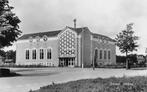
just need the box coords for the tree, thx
[0,0,21,48]
[116,55,126,64]
[0,49,5,57]
[127,54,137,65]
[115,23,139,69]
[5,50,16,63]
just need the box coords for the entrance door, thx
[68,58,75,67]
[59,58,75,67]
[65,59,68,66]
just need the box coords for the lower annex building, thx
[16,26,116,67]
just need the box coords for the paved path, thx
[0,67,147,92]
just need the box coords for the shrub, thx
[96,64,125,68]
[0,68,10,76]
[0,68,21,77]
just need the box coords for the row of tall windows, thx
[95,49,111,60]
[25,49,52,60]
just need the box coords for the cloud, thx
[8,0,147,54]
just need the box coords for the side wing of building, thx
[91,33,116,66]
[16,36,59,66]
[80,28,116,67]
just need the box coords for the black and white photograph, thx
[0,0,147,92]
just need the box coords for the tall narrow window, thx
[47,49,51,59]
[94,49,98,63]
[100,50,102,59]
[26,50,29,60]
[32,49,36,59]
[108,51,111,59]
[40,49,44,59]
[104,50,107,59]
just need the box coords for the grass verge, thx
[30,76,147,92]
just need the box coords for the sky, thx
[5,0,147,55]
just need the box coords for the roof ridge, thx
[23,30,61,36]
[18,30,62,40]
[92,32,115,42]
[18,27,85,40]
[67,26,87,29]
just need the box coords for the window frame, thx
[47,48,52,59]
[26,49,30,60]
[104,50,107,59]
[99,50,102,59]
[108,50,111,60]
[43,35,48,41]
[32,49,37,60]
[40,49,44,59]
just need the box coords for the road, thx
[0,67,147,92]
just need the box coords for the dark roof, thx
[69,27,115,42]
[18,26,85,40]
[68,27,85,34]
[18,26,115,42]
[92,33,116,42]
[18,30,61,40]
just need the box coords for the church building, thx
[16,23,116,67]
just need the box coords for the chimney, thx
[73,19,76,29]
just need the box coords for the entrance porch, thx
[59,57,75,67]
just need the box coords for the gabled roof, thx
[68,27,115,42]
[18,30,61,40]
[92,33,116,42]
[18,27,85,40]
[67,27,85,34]
[18,26,115,42]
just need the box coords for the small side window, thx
[43,36,48,41]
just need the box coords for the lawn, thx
[31,76,147,92]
